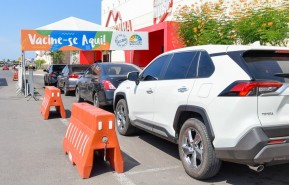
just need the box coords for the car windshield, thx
[103,64,140,75]
[243,50,289,83]
[52,65,65,72]
[71,65,89,73]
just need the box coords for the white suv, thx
[113,45,289,179]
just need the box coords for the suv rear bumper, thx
[215,127,289,165]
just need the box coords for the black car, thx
[57,64,90,96]
[76,62,141,107]
[44,64,66,86]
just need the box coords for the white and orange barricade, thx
[40,86,66,120]
[63,102,124,178]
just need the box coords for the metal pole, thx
[22,52,27,97]
[27,66,38,101]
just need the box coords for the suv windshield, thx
[243,50,289,83]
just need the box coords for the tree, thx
[175,2,236,46]
[174,0,289,47]
[234,6,289,46]
[49,51,64,64]
[35,59,46,69]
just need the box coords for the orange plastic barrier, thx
[40,86,66,120]
[63,102,124,178]
[13,71,18,81]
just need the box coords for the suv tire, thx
[44,78,48,86]
[93,92,101,108]
[178,118,221,180]
[115,99,136,136]
[64,84,69,96]
[75,86,84,102]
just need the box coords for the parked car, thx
[76,62,141,107]
[57,64,90,96]
[43,64,66,86]
[113,45,289,180]
[2,65,9,70]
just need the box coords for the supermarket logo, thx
[129,34,142,46]
[115,34,128,47]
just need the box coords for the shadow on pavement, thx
[47,109,72,119]
[90,151,140,177]
[205,162,289,185]
[0,78,8,86]
[138,132,179,160]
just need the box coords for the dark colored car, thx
[76,62,141,107]
[57,64,90,96]
[44,64,66,86]
[2,65,9,70]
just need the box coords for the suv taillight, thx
[102,80,116,90]
[219,81,282,96]
[68,74,79,78]
[50,73,57,77]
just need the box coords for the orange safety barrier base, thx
[13,71,18,81]
[63,102,124,178]
[40,86,66,120]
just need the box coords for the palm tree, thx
[49,51,64,64]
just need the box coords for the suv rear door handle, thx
[146,89,153,94]
[178,87,188,93]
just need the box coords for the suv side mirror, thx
[128,71,140,85]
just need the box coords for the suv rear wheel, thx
[93,92,101,108]
[63,83,69,96]
[178,118,221,180]
[115,99,135,135]
[75,86,84,102]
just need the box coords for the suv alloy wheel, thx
[179,118,221,179]
[63,83,69,96]
[115,99,136,135]
[75,86,83,102]
[93,92,100,108]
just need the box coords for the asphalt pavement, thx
[1,69,289,185]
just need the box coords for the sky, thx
[0,0,101,61]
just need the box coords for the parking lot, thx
[1,69,289,185]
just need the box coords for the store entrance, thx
[133,29,164,67]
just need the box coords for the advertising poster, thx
[21,30,148,51]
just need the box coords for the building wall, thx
[102,0,210,32]
[79,51,102,64]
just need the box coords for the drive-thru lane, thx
[1,69,289,185]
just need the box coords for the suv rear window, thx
[243,50,289,83]
[103,64,140,75]
[52,65,66,72]
[71,66,89,73]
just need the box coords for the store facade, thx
[102,0,188,67]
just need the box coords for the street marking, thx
[113,173,136,185]
[112,166,181,185]
[60,118,68,126]
[126,166,180,175]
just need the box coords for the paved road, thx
[1,69,289,185]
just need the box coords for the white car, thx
[113,45,289,179]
